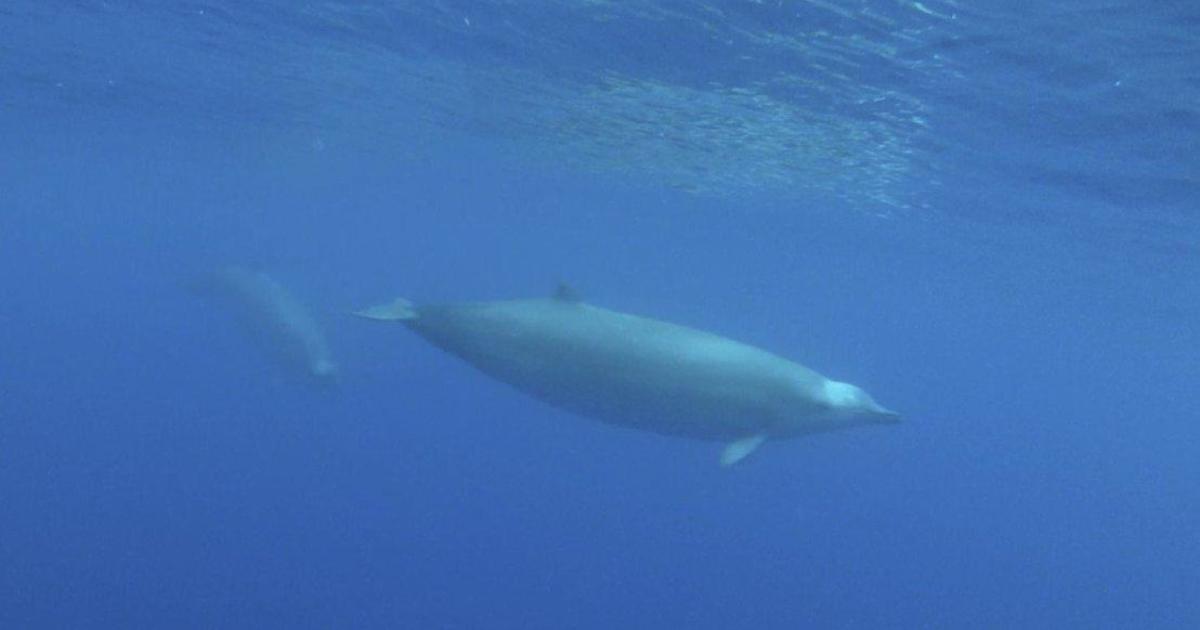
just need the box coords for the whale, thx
[193,266,338,386]
[356,286,896,465]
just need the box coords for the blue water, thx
[3,2,1198,628]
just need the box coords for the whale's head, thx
[821,380,899,424]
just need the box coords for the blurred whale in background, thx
[192,266,338,386]
[356,285,896,465]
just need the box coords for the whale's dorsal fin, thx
[720,434,766,467]
[552,282,582,303]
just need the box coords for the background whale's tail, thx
[354,298,417,322]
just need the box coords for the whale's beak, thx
[870,404,901,423]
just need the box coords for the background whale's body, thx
[196,267,338,385]
[361,291,895,462]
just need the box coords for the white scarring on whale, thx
[356,285,896,466]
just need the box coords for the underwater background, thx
[2,1,1197,628]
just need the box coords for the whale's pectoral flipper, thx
[720,434,767,467]
[354,298,417,322]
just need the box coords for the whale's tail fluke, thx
[354,298,417,322]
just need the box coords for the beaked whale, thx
[357,286,896,465]
[193,266,338,386]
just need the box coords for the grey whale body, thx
[358,289,896,465]
[194,266,338,386]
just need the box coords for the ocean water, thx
[2,1,1198,628]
